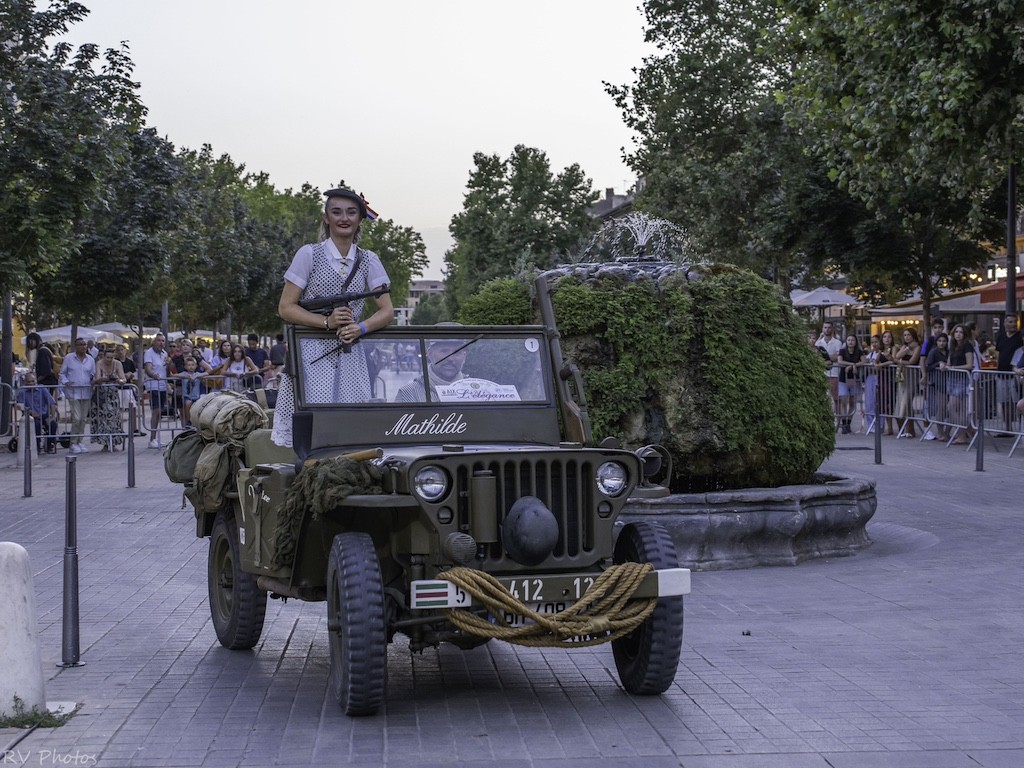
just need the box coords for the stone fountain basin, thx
[620,472,876,571]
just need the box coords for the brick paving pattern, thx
[1,433,1021,767]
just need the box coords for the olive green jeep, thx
[174,283,690,716]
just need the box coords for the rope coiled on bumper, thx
[440,563,656,648]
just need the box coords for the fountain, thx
[464,213,876,570]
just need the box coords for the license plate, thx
[410,569,690,610]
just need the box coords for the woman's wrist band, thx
[358,322,367,336]
[323,316,329,330]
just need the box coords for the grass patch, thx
[0,696,72,728]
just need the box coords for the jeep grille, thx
[454,456,597,566]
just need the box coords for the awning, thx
[979,276,1024,304]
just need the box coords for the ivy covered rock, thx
[459,263,835,492]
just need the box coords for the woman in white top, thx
[270,188,394,448]
[219,344,259,392]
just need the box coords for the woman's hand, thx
[328,306,353,331]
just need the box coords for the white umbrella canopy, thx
[791,287,859,308]
[93,322,140,337]
[24,325,124,345]
[167,329,217,341]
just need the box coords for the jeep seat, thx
[244,428,297,468]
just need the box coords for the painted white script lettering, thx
[384,413,469,436]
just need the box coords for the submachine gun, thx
[299,285,390,353]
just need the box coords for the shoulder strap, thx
[340,248,365,292]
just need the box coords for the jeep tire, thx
[612,522,684,695]
[326,532,388,716]
[208,508,267,650]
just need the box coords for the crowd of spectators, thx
[812,314,1024,440]
[12,331,285,452]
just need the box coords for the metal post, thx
[59,455,84,667]
[22,403,33,496]
[975,381,985,472]
[873,373,882,464]
[1007,164,1017,314]
[127,398,136,488]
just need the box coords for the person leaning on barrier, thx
[90,344,126,451]
[835,334,863,434]
[995,314,1022,433]
[946,324,974,445]
[59,338,97,453]
[924,333,950,440]
[893,328,921,439]
[15,371,58,454]
[143,333,170,450]
[815,322,843,422]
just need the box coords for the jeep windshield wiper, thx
[435,334,483,364]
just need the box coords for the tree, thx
[784,0,1023,215]
[410,293,448,325]
[781,0,1013,318]
[445,145,598,313]
[31,128,188,325]
[0,0,147,301]
[358,217,429,311]
[606,1,839,287]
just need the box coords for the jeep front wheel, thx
[208,509,267,649]
[612,522,684,695]
[326,532,387,716]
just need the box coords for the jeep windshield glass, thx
[294,332,551,406]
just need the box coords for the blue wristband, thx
[358,322,367,336]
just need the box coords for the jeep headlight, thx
[413,465,449,502]
[596,461,628,497]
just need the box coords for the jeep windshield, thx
[291,326,554,408]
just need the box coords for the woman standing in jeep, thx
[270,187,394,447]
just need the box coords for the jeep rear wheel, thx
[208,509,267,649]
[326,532,387,716]
[612,522,684,695]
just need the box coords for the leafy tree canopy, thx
[783,0,1024,215]
[445,145,598,313]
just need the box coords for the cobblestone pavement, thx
[0,432,1021,767]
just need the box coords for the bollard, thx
[0,542,47,716]
[59,456,84,668]
[127,399,136,488]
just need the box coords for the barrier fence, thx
[835,364,1024,456]
[6,373,266,458]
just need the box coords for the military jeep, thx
[183,285,689,716]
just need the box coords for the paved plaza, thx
[0,431,1021,767]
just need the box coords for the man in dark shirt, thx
[995,313,1022,432]
[246,334,272,383]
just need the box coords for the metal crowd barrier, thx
[841,361,1024,462]
[137,373,266,445]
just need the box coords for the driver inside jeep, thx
[394,338,518,403]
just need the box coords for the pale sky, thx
[62,1,654,279]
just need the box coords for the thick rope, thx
[440,563,656,648]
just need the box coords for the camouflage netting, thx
[271,456,385,567]
[458,262,835,492]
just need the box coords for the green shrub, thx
[460,264,835,491]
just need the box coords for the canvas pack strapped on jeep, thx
[163,429,205,484]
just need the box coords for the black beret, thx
[323,188,368,219]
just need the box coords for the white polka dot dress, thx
[271,243,376,447]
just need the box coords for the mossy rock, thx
[458,263,835,492]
